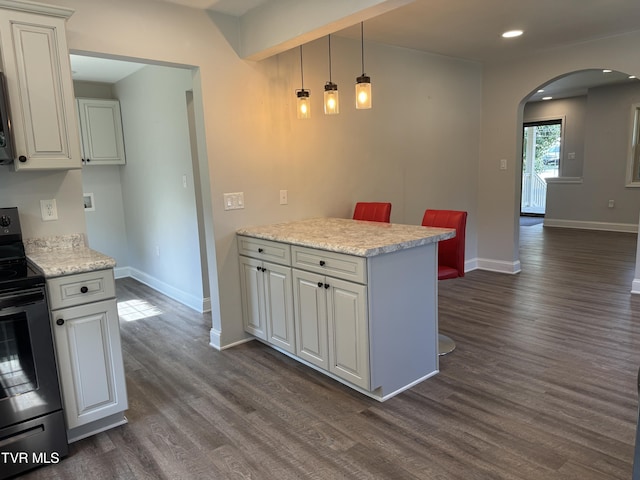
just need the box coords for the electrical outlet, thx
[280,190,288,205]
[40,199,58,221]
[500,159,507,170]
[608,199,615,208]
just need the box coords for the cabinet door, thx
[239,256,267,340]
[0,10,81,170]
[51,299,128,429]
[77,98,126,165]
[263,261,295,354]
[292,269,328,369]
[327,278,369,389]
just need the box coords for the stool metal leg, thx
[438,333,456,356]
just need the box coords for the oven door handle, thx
[0,288,45,310]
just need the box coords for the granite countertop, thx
[24,233,116,278]
[237,217,455,257]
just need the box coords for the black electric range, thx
[0,206,68,479]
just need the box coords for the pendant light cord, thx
[360,21,365,74]
[328,35,333,83]
[300,45,305,90]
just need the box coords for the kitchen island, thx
[237,218,454,401]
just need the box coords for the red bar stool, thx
[422,209,468,355]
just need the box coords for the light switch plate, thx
[280,190,288,205]
[223,192,245,210]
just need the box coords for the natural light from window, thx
[117,299,163,322]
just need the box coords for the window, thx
[626,103,640,187]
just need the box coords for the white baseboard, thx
[475,258,521,274]
[113,266,130,279]
[544,218,638,233]
[632,279,640,295]
[123,267,209,313]
[209,328,221,350]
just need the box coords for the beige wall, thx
[3,0,639,344]
[479,31,640,272]
[18,0,482,347]
[524,82,640,229]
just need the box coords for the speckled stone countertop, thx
[237,217,455,257]
[24,233,116,278]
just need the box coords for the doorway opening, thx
[521,119,562,216]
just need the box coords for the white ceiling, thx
[70,55,147,83]
[155,0,640,65]
[71,0,640,97]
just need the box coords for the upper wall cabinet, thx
[0,1,82,170]
[77,98,126,166]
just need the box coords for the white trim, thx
[464,258,479,272]
[66,413,127,443]
[626,103,640,186]
[0,0,74,17]
[632,279,640,295]
[543,218,638,233]
[545,176,583,184]
[259,339,438,402]
[475,258,521,274]
[209,328,221,350]
[126,267,207,313]
[113,266,130,279]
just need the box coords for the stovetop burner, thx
[0,207,44,292]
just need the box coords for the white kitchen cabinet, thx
[0,2,82,170]
[48,268,128,442]
[238,219,444,402]
[77,98,126,165]
[239,255,296,353]
[239,244,295,354]
[292,269,328,369]
[292,263,369,389]
[326,276,368,389]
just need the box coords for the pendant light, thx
[296,45,310,119]
[324,35,339,115]
[355,21,371,109]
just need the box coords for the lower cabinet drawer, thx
[291,246,367,284]
[47,269,116,310]
[237,236,291,266]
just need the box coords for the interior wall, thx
[31,0,482,347]
[0,169,85,238]
[525,84,640,228]
[113,64,205,311]
[73,81,130,271]
[479,30,640,271]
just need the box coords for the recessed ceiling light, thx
[502,30,523,38]
[629,75,637,79]
[537,89,544,93]
[542,96,553,101]
[602,69,612,73]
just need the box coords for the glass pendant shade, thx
[296,89,310,119]
[295,45,310,119]
[324,82,339,114]
[355,75,371,109]
[355,22,372,109]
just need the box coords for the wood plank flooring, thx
[22,224,640,479]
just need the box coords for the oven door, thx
[0,287,62,428]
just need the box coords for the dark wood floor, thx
[22,224,640,479]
